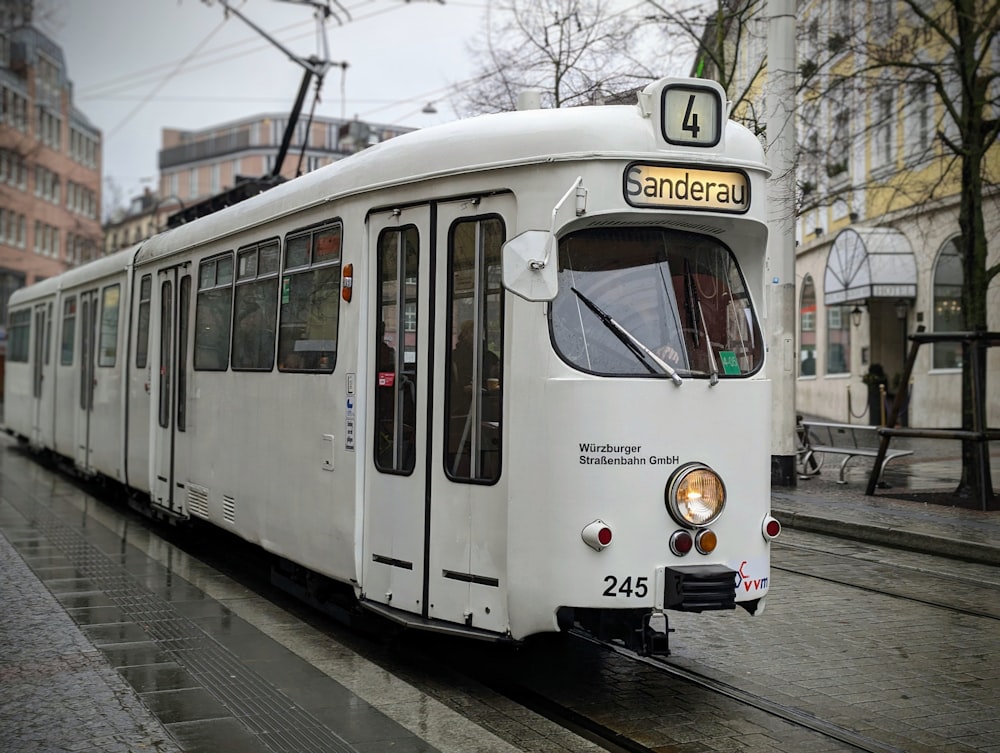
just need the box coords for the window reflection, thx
[551,228,762,378]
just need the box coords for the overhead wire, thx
[83,0,491,128]
[106,16,230,138]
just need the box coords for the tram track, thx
[773,539,1000,621]
[568,632,906,753]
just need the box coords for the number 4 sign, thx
[661,84,722,147]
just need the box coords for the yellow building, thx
[715,0,999,429]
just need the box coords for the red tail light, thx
[762,515,781,541]
[582,520,613,551]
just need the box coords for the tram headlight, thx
[665,463,726,527]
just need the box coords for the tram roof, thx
[8,245,139,307]
[137,100,766,263]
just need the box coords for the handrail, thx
[865,327,998,510]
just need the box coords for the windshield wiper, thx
[571,287,682,386]
[684,260,720,386]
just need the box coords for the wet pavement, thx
[772,432,1000,566]
[1,426,998,753]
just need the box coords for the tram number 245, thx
[603,575,649,598]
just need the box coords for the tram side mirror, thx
[502,230,558,302]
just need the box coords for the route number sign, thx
[661,84,722,147]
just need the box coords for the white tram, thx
[5,77,778,654]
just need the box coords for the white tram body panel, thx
[6,248,135,480]
[5,275,61,450]
[4,77,776,651]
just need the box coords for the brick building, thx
[1,0,102,353]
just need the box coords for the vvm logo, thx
[736,560,768,592]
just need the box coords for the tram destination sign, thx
[624,163,750,214]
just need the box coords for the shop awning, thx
[824,227,917,305]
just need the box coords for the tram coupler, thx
[634,610,672,656]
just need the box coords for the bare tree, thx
[644,0,768,135]
[456,0,662,115]
[819,0,1000,504]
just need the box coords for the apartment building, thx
[0,0,102,327]
[714,0,999,429]
[104,112,414,254]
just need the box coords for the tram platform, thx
[0,431,554,753]
[1,424,998,753]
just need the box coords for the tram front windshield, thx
[550,227,763,378]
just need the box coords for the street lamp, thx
[851,305,863,327]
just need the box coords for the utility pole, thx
[765,0,797,486]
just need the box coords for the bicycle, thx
[795,415,825,478]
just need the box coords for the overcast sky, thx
[41,0,488,210]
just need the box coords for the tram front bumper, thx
[662,564,736,612]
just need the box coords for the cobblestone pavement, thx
[0,525,183,753]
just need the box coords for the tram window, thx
[33,308,44,397]
[136,275,152,369]
[7,309,30,362]
[194,255,233,371]
[177,275,191,431]
[232,240,279,371]
[98,284,120,367]
[80,296,93,411]
[374,225,418,474]
[45,302,52,365]
[277,222,341,373]
[444,216,505,484]
[159,281,172,428]
[550,228,763,378]
[60,296,76,365]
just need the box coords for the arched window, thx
[799,275,817,376]
[826,304,851,375]
[932,238,963,369]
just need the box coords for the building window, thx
[904,81,933,163]
[826,304,851,375]
[0,271,24,327]
[800,275,817,376]
[932,238,963,369]
[872,88,894,170]
[828,103,851,181]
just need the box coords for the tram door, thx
[150,267,192,514]
[73,290,98,472]
[365,206,432,617]
[364,195,513,634]
[30,303,49,445]
[427,197,512,634]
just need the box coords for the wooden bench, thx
[801,421,914,484]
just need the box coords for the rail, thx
[864,329,999,511]
[800,421,913,485]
